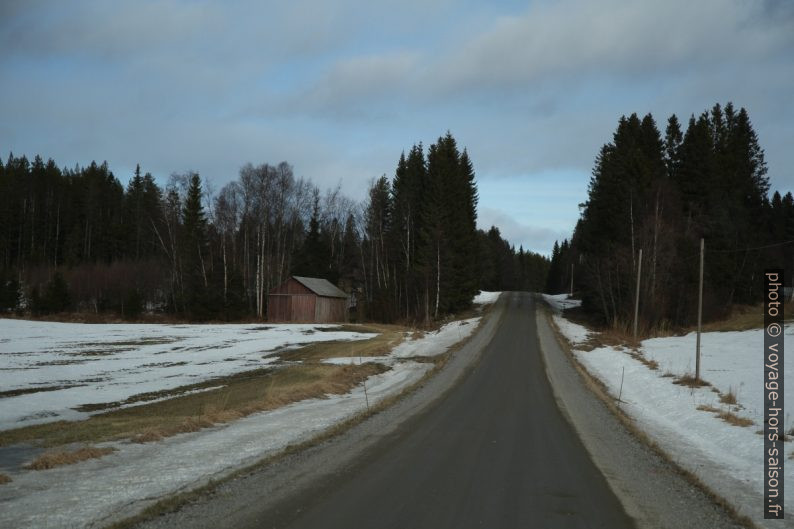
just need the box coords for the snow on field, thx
[544,294,794,525]
[473,291,501,305]
[0,319,375,430]
[0,313,482,528]
[0,361,433,529]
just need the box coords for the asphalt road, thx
[262,292,634,529]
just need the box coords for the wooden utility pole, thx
[570,263,574,297]
[633,249,642,339]
[696,238,704,381]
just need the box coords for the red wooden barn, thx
[267,276,349,323]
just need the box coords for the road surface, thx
[257,292,633,529]
[138,292,743,529]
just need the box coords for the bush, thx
[122,289,143,319]
[0,274,20,312]
[32,271,72,314]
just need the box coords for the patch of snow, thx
[322,356,393,365]
[391,318,480,358]
[551,310,794,525]
[0,312,480,528]
[0,361,433,529]
[541,294,590,345]
[0,319,375,430]
[541,292,582,312]
[473,291,501,305]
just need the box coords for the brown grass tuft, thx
[717,410,753,427]
[0,473,11,484]
[26,446,116,470]
[673,374,710,388]
[719,389,737,405]
[696,404,753,427]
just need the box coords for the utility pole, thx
[696,238,704,381]
[570,263,574,297]
[633,248,642,340]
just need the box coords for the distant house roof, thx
[292,276,348,299]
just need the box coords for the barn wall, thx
[268,277,348,323]
[290,294,316,322]
[315,296,348,323]
[266,294,291,321]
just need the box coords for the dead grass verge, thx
[25,446,116,470]
[0,363,386,448]
[0,473,11,484]
[278,324,408,362]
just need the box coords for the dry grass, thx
[672,374,711,388]
[719,388,738,405]
[25,446,116,470]
[716,410,753,427]
[278,324,407,362]
[696,404,753,427]
[563,306,676,342]
[0,363,386,448]
[578,326,640,352]
[0,473,11,484]
[699,302,794,333]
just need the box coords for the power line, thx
[679,239,794,261]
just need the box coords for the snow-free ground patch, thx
[543,294,794,526]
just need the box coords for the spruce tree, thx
[181,173,210,318]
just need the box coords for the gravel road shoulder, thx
[535,299,749,529]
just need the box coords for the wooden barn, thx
[267,276,349,323]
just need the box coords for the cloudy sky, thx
[1,0,792,255]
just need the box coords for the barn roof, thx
[292,276,348,298]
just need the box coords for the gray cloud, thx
[478,207,568,256]
[1,0,792,255]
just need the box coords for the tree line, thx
[546,102,792,330]
[0,132,548,321]
[360,133,548,322]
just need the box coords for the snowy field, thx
[542,293,794,526]
[0,320,375,430]
[0,292,501,528]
